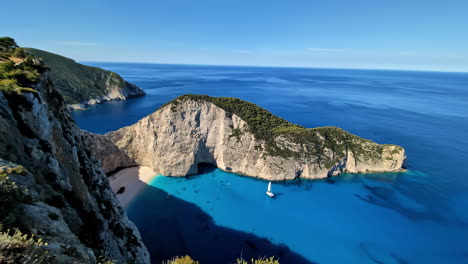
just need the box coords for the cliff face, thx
[0,74,150,263]
[23,48,145,110]
[83,131,137,174]
[105,95,406,181]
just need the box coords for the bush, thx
[0,78,37,94]
[12,48,26,59]
[237,257,280,264]
[163,255,200,264]
[97,256,119,264]
[0,37,17,52]
[0,227,51,264]
[0,165,26,194]
[0,37,45,95]
[0,165,33,205]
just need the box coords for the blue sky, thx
[3,0,468,72]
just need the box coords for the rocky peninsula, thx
[95,94,406,181]
[24,48,145,110]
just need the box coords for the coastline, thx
[109,166,156,208]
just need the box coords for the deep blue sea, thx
[73,63,468,264]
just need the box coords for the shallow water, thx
[73,63,468,263]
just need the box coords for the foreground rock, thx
[0,73,150,263]
[102,94,406,181]
[24,48,145,109]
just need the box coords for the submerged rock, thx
[99,94,406,181]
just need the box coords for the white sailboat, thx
[266,181,275,197]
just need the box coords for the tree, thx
[12,48,26,58]
[0,37,18,51]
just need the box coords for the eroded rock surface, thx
[104,95,406,180]
[82,131,137,174]
[0,73,150,263]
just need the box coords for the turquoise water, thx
[73,64,468,263]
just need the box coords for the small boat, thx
[266,181,275,197]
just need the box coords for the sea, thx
[72,63,468,264]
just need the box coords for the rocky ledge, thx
[95,94,406,180]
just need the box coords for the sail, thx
[268,182,272,192]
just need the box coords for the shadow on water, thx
[126,178,315,264]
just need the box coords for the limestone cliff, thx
[104,95,406,181]
[24,48,145,110]
[83,131,137,174]
[0,73,150,263]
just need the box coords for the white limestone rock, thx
[104,95,406,181]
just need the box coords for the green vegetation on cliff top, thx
[0,37,46,95]
[165,94,402,164]
[23,47,128,104]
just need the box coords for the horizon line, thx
[78,60,468,74]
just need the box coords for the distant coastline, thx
[79,61,468,74]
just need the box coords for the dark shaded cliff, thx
[0,71,150,263]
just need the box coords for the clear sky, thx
[3,0,468,72]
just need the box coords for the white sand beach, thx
[109,166,156,208]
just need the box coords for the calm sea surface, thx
[73,63,468,264]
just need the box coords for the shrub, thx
[0,227,51,264]
[0,37,45,95]
[236,257,280,264]
[97,256,119,264]
[162,255,280,264]
[0,37,17,52]
[0,165,33,204]
[163,255,200,264]
[12,48,26,59]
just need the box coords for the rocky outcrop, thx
[23,48,145,110]
[83,131,137,174]
[0,73,150,263]
[67,79,145,111]
[104,95,406,181]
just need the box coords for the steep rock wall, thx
[106,97,406,181]
[0,74,150,263]
[83,131,137,174]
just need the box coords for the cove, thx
[126,165,465,264]
[73,63,468,264]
